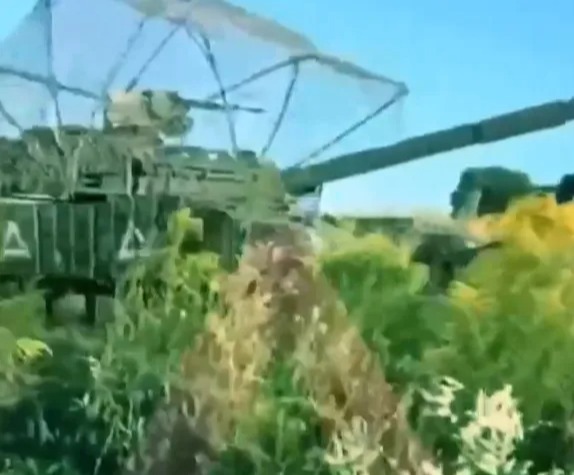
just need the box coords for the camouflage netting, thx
[0,0,406,170]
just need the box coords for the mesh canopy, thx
[0,0,407,169]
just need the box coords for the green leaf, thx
[15,338,52,362]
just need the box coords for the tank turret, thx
[0,84,294,325]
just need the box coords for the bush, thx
[451,167,534,216]
[318,232,443,386]
[426,196,574,422]
[317,200,574,473]
[3,201,574,474]
[0,209,220,475]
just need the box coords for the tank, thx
[0,90,270,321]
[0,0,407,323]
[2,0,573,319]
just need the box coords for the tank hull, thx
[0,195,240,323]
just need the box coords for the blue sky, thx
[1,0,573,215]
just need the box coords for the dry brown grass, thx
[174,226,434,474]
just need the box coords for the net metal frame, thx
[0,0,408,167]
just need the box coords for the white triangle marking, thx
[1,221,31,259]
[118,221,149,260]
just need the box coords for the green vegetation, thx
[450,166,535,217]
[1,200,574,474]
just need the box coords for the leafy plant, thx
[318,232,441,386]
[426,196,574,424]
[0,209,219,475]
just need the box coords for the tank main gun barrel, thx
[282,97,574,195]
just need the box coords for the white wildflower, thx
[324,416,382,475]
[459,385,523,475]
